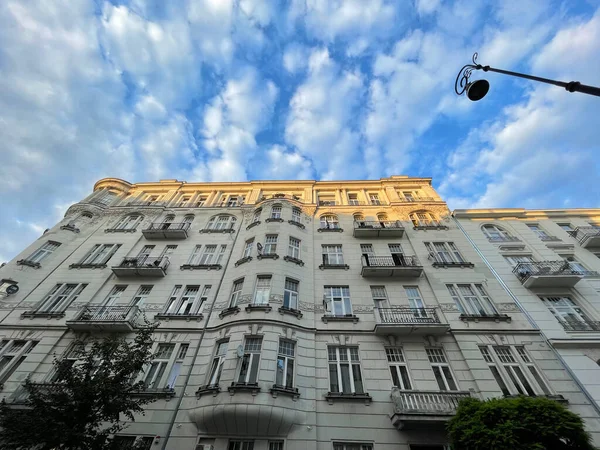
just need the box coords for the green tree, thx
[447,396,596,450]
[0,324,160,450]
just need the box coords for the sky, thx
[1,0,600,262]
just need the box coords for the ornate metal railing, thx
[144,222,191,232]
[71,305,140,323]
[115,256,170,270]
[391,389,471,414]
[560,319,600,332]
[362,255,421,268]
[374,307,441,325]
[568,226,600,245]
[513,261,583,282]
[354,220,404,230]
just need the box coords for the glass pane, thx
[390,366,401,387]
[248,354,260,383]
[528,366,550,395]
[513,366,535,396]
[238,354,250,382]
[165,362,181,388]
[286,358,294,388]
[490,366,510,396]
[329,364,339,392]
[399,366,412,390]
[276,356,285,386]
[442,366,457,391]
[340,364,352,393]
[432,366,446,390]
[506,368,525,395]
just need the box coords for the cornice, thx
[453,208,600,220]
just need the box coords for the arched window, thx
[271,204,282,219]
[183,214,194,224]
[114,214,143,231]
[409,211,438,227]
[320,214,339,229]
[80,212,93,219]
[207,214,237,230]
[482,224,515,241]
[353,213,364,222]
[253,208,262,223]
[377,213,388,222]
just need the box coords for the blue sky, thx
[1,0,600,262]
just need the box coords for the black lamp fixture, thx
[455,53,600,101]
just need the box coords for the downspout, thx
[452,215,600,416]
[160,215,244,450]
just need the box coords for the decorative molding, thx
[497,303,521,312]
[439,303,459,312]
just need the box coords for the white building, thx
[1,177,599,450]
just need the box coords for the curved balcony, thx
[142,222,190,239]
[374,307,449,335]
[66,305,140,331]
[361,255,423,278]
[513,261,582,288]
[111,256,169,277]
[353,221,404,238]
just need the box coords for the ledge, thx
[288,220,305,229]
[245,304,272,313]
[283,256,304,266]
[278,306,303,319]
[413,225,449,230]
[180,264,222,270]
[319,264,349,270]
[60,225,80,233]
[235,256,253,267]
[325,392,371,405]
[199,228,235,234]
[505,394,568,404]
[270,385,300,400]
[265,217,284,223]
[104,228,136,233]
[432,262,475,268]
[219,306,241,319]
[257,253,279,260]
[21,311,65,319]
[16,260,41,269]
[196,384,221,398]
[130,387,176,399]
[246,221,261,230]
[154,313,204,321]
[460,314,511,323]
[318,228,344,233]
[322,314,359,324]
[69,263,107,269]
[228,382,260,396]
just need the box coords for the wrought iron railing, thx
[374,307,441,324]
[560,319,600,332]
[354,220,404,230]
[115,256,170,270]
[391,388,471,414]
[144,222,191,232]
[568,226,600,245]
[362,255,421,268]
[513,261,583,282]
[72,305,139,323]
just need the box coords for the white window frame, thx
[142,343,177,390]
[276,340,295,389]
[291,207,301,222]
[426,348,458,391]
[360,244,374,256]
[540,295,592,327]
[264,235,278,255]
[165,344,188,389]
[283,278,299,310]
[228,441,254,450]
[237,337,262,384]
[188,245,203,265]
[369,193,381,205]
[230,279,244,307]
[425,242,464,264]
[333,444,372,450]
[103,285,127,306]
[115,215,142,230]
[243,239,254,258]
[253,276,272,305]
[208,215,236,230]
[130,285,152,306]
[482,224,512,239]
[288,237,301,259]
[0,340,38,384]
[327,346,364,394]
[504,255,535,267]
[489,346,537,396]
[37,283,87,314]
[348,193,359,205]
[25,241,61,264]
[320,215,339,229]
[447,284,498,316]
[80,244,121,265]
[371,285,388,308]
[207,340,229,386]
[411,212,438,227]
[271,205,282,219]
[527,224,550,238]
[164,285,204,315]
[324,286,352,316]
[199,245,217,264]
[386,347,412,390]
[405,286,426,311]
[322,245,344,265]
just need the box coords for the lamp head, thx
[466,79,489,101]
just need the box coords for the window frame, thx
[243,239,254,258]
[237,337,262,384]
[426,348,459,391]
[324,286,352,316]
[37,283,87,314]
[447,283,498,316]
[276,339,296,389]
[130,285,152,307]
[386,347,412,390]
[229,279,244,307]
[163,285,205,315]
[264,235,278,255]
[207,340,229,386]
[322,245,344,265]
[0,340,38,384]
[25,241,61,264]
[288,237,301,259]
[253,276,272,305]
[327,346,364,394]
[271,205,282,219]
[320,214,340,229]
[283,278,299,310]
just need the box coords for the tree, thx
[0,324,160,450]
[447,396,596,450]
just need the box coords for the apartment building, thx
[0,177,599,450]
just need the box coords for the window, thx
[230,279,244,307]
[161,215,175,228]
[252,208,262,224]
[288,237,301,259]
[318,195,336,206]
[177,196,191,207]
[24,241,61,264]
[50,343,83,381]
[447,284,498,316]
[131,285,152,306]
[103,285,127,306]
[563,256,588,273]
[369,193,380,205]
[320,214,339,229]
[388,243,404,254]
[371,285,388,308]
[425,242,465,264]
[0,280,18,298]
[504,255,534,267]
[333,444,373,450]
[228,441,254,450]
[216,245,227,264]
[516,346,551,395]
[115,215,142,230]
[479,346,510,395]
[207,215,236,230]
[328,346,363,394]
[253,276,272,305]
[37,283,87,314]
[492,346,536,396]
[482,224,513,240]
[324,286,352,316]
[183,214,194,225]
[353,213,364,222]
[188,245,203,265]
[264,235,278,255]
[558,223,573,232]
[386,347,412,389]
[405,286,426,311]
[137,245,154,259]
[159,245,177,258]
[410,211,438,227]
[271,205,282,219]
[426,348,458,391]
[527,224,550,238]
[112,436,154,450]
[284,278,299,309]
[360,244,374,256]
[238,337,262,384]
[207,340,229,386]
[243,239,254,258]
[348,193,359,205]
[292,207,301,222]
[322,245,344,265]
[165,344,188,389]
[0,340,37,384]
[79,244,121,266]
[164,285,205,315]
[194,196,207,207]
[199,245,216,264]
[540,296,592,328]
[143,343,175,389]
[269,442,284,450]
[276,340,295,388]
[402,191,415,202]
[377,213,388,221]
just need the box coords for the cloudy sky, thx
[1,0,599,262]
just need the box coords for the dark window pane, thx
[249,355,260,383]
[352,364,363,394]
[442,366,457,391]
[340,363,351,393]
[432,367,446,391]
[329,364,339,392]
[390,366,401,387]
[490,366,510,396]
[514,366,535,396]
[399,366,412,390]
[286,358,294,388]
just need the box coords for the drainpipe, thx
[452,216,600,416]
[160,216,244,450]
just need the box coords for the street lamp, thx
[455,53,600,101]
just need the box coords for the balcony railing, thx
[66,305,140,331]
[391,389,471,428]
[142,222,190,239]
[353,220,405,238]
[111,256,169,277]
[362,255,423,278]
[346,200,389,206]
[513,261,583,288]
[375,307,441,324]
[559,319,600,332]
[412,220,448,230]
[256,193,303,203]
[569,226,600,248]
[487,235,521,243]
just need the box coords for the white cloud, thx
[255,145,314,180]
[415,0,441,16]
[283,43,309,73]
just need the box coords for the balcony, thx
[142,222,190,239]
[361,255,423,278]
[111,256,169,277]
[374,307,449,335]
[513,261,582,288]
[569,227,600,248]
[353,221,405,238]
[390,388,472,430]
[559,319,600,332]
[412,221,448,231]
[66,305,140,331]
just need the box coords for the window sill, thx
[283,256,304,266]
[265,218,284,223]
[131,387,176,399]
[432,262,475,268]
[16,260,41,269]
[219,306,241,319]
[257,253,279,260]
[270,385,300,400]
[325,392,371,405]
[278,306,303,319]
[60,225,80,233]
[322,314,359,324]
[228,382,260,396]
[413,225,449,230]
[318,228,343,233]
[180,264,222,270]
[235,256,252,267]
[460,314,511,323]
[69,263,107,269]
[319,264,349,270]
[154,313,204,321]
[245,304,272,313]
[104,228,137,233]
[196,384,221,398]
[288,220,305,229]
[246,221,261,230]
[199,228,235,234]
[21,311,65,319]
[504,394,568,404]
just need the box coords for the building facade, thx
[0,177,599,450]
